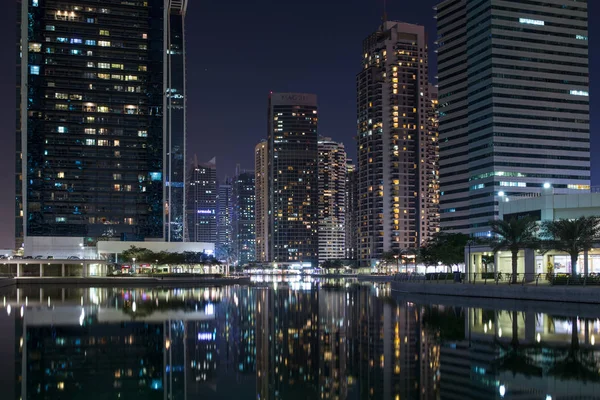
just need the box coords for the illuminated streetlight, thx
[499,385,506,397]
[543,182,551,189]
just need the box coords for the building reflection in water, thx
[0,282,599,399]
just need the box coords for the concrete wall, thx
[24,237,96,259]
[391,281,600,304]
[96,241,215,255]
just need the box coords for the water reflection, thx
[0,282,599,399]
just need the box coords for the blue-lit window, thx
[85,40,96,46]
[70,38,82,44]
[150,172,162,181]
[30,65,40,75]
[32,0,38,6]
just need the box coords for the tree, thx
[421,233,471,272]
[540,216,600,276]
[488,217,539,283]
[481,254,495,274]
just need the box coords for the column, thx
[494,252,499,275]
[524,249,535,282]
[39,264,43,278]
[61,264,65,277]
[16,263,21,278]
[584,250,589,276]
[82,263,88,277]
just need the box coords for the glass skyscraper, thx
[232,168,255,266]
[268,92,319,267]
[16,0,187,246]
[436,0,590,236]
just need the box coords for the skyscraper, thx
[232,168,256,266]
[317,137,346,263]
[436,0,590,236]
[254,140,269,262]
[16,0,187,246]
[345,160,358,260]
[186,158,217,244]
[268,93,319,267]
[216,178,233,261]
[356,21,438,266]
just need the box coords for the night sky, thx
[0,0,597,248]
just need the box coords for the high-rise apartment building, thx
[16,0,187,247]
[345,160,358,260]
[232,168,256,266]
[268,93,319,267]
[356,21,438,266]
[436,0,590,236]
[317,137,346,262]
[254,140,269,262]
[216,178,233,260]
[186,158,217,244]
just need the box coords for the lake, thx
[0,279,599,399]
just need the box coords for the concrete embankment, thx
[8,276,250,288]
[391,281,600,304]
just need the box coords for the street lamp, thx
[132,257,136,274]
[394,254,399,274]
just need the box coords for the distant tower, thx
[268,93,319,267]
[216,177,233,260]
[232,166,256,265]
[186,158,217,244]
[345,160,358,260]
[255,140,269,262]
[318,137,347,263]
[356,21,439,266]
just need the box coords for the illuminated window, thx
[85,40,96,45]
[98,106,109,113]
[29,43,42,52]
[98,73,110,79]
[57,172,65,178]
[519,18,544,26]
[57,126,67,133]
[98,41,110,47]
[99,29,110,36]
[138,130,147,137]
[84,128,96,135]
[111,63,123,69]
[98,63,110,69]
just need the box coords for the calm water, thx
[0,279,599,400]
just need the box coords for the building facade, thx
[436,0,590,237]
[186,158,217,244]
[356,21,439,266]
[216,177,233,261]
[254,140,269,262]
[345,160,358,260]
[16,0,187,247]
[268,93,319,267]
[232,168,256,266]
[317,137,346,263]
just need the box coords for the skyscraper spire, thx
[382,0,388,26]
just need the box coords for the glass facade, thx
[16,0,187,245]
[216,178,233,260]
[165,1,187,242]
[437,0,590,235]
[268,93,319,267]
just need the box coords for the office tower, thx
[356,21,438,266]
[317,137,347,263]
[216,178,233,260]
[186,158,217,244]
[16,0,187,246]
[254,140,269,262]
[345,160,358,260]
[436,0,590,236]
[232,167,256,266]
[268,93,319,267]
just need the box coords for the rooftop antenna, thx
[382,0,388,25]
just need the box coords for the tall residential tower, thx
[268,93,319,267]
[436,0,590,236]
[16,0,188,247]
[186,158,217,244]
[254,140,269,262]
[317,137,346,263]
[356,21,439,266]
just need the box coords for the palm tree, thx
[488,217,539,283]
[540,216,600,277]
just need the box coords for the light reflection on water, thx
[0,281,599,399]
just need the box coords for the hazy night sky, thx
[0,0,597,248]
